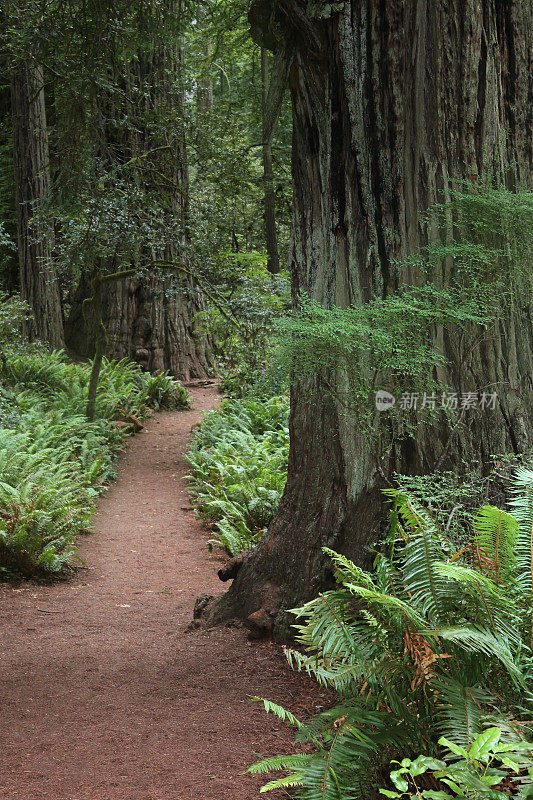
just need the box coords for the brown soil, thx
[0,386,327,800]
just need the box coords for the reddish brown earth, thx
[0,385,327,800]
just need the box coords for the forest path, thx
[0,385,321,800]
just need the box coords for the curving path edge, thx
[0,386,324,800]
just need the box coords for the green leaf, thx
[390,771,409,792]
[500,756,520,772]
[438,737,468,758]
[480,774,504,787]
[379,791,401,798]
[469,727,501,760]
[422,792,454,800]
[411,756,446,776]
[441,779,463,794]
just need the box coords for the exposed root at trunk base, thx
[199,570,288,640]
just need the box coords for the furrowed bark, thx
[262,47,281,274]
[11,60,64,347]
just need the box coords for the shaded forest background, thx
[1,0,291,378]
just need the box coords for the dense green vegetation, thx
[247,474,533,798]
[186,395,288,555]
[0,299,188,577]
[1,0,532,797]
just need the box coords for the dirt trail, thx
[0,386,324,800]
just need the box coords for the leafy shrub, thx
[0,348,188,577]
[379,728,533,799]
[186,396,289,555]
[394,453,530,549]
[218,361,287,399]
[0,293,32,362]
[249,471,533,798]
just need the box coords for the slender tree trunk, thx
[211,0,533,639]
[11,60,64,347]
[196,11,214,117]
[0,71,18,292]
[261,47,280,274]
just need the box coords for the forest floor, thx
[0,385,327,800]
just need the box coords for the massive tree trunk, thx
[211,0,533,638]
[66,272,213,380]
[65,25,213,379]
[11,60,64,347]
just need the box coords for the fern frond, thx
[434,561,520,644]
[432,626,523,686]
[509,467,533,593]
[247,753,310,775]
[385,489,447,621]
[433,677,498,747]
[259,774,304,792]
[250,697,303,729]
[473,505,518,581]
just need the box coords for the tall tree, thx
[261,47,280,274]
[212,0,533,638]
[62,5,214,378]
[10,58,63,346]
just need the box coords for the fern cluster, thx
[186,396,289,555]
[5,350,189,417]
[250,474,533,798]
[0,348,188,576]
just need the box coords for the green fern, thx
[0,347,187,576]
[186,395,289,554]
[253,480,533,798]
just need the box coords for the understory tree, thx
[211,0,533,638]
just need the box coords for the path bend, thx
[0,386,323,800]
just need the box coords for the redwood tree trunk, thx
[65,24,213,379]
[11,60,64,347]
[66,273,213,380]
[262,47,280,274]
[212,0,533,639]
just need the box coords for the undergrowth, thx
[249,472,533,799]
[186,395,289,555]
[0,348,189,577]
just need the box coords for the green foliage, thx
[274,185,532,418]
[187,3,292,264]
[0,293,33,360]
[276,286,485,416]
[4,350,189,418]
[251,476,533,799]
[380,728,533,799]
[0,347,188,577]
[186,395,289,555]
[425,183,533,298]
[392,455,530,548]
[195,252,290,398]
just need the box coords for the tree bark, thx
[65,22,213,379]
[11,60,64,347]
[66,272,213,380]
[261,47,280,274]
[84,275,106,421]
[211,0,533,639]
